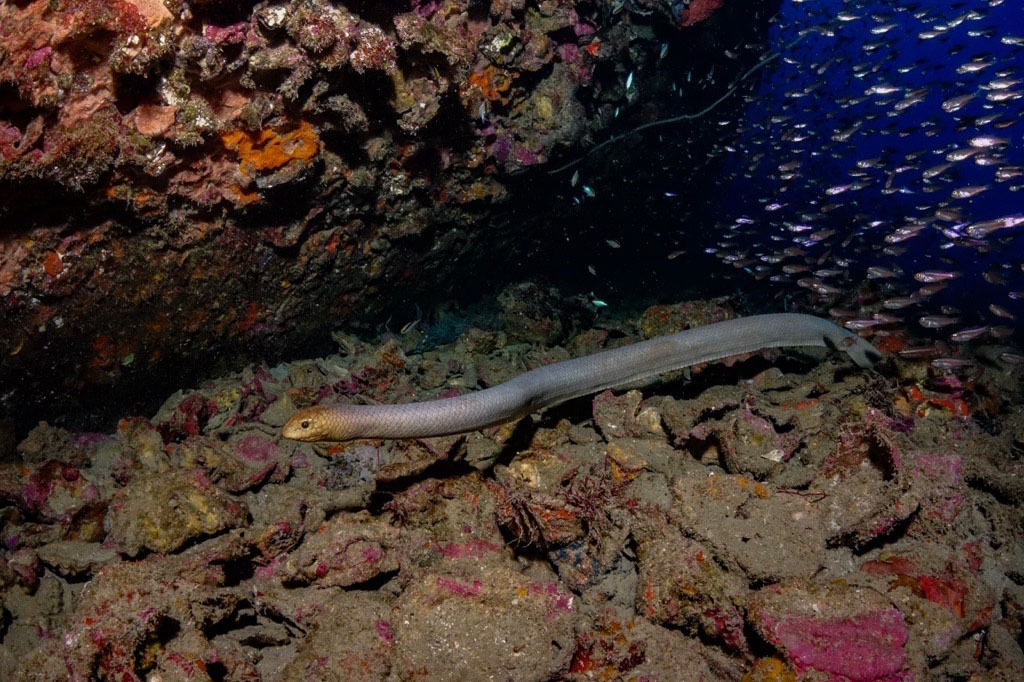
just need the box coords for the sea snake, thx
[280,313,881,442]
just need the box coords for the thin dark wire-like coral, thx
[548,30,815,175]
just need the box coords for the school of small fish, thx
[694,0,1023,357]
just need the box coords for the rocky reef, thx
[0,0,773,430]
[1,294,1021,680]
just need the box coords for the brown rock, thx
[392,565,576,682]
[106,471,249,556]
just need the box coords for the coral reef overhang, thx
[0,0,779,432]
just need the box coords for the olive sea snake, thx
[281,313,880,442]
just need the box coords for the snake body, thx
[281,313,880,442]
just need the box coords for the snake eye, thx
[301,420,310,429]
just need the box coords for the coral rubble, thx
[1,295,1022,680]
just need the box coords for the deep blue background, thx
[710,0,1023,338]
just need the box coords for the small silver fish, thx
[983,270,1007,285]
[995,166,1023,181]
[833,123,863,142]
[967,214,1024,237]
[914,270,960,283]
[808,280,842,295]
[866,84,901,96]
[957,60,993,74]
[898,345,942,359]
[985,78,1020,90]
[941,93,976,113]
[892,95,925,112]
[867,266,898,279]
[989,304,1015,320]
[918,315,959,328]
[922,163,952,179]
[950,185,989,199]
[885,223,927,243]
[986,89,1020,102]
[949,326,990,342]
[968,135,1008,148]
[946,147,982,162]
[883,297,919,310]
[844,318,883,331]
[930,357,979,369]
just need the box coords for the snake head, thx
[281,406,333,442]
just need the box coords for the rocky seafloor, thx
[1,288,1022,681]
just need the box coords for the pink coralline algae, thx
[436,538,504,559]
[767,609,910,682]
[750,582,913,682]
[23,46,51,70]
[375,618,394,644]
[436,575,483,598]
[231,433,283,464]
[203,22,248,45]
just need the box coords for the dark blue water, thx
[710,0,1023,341]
